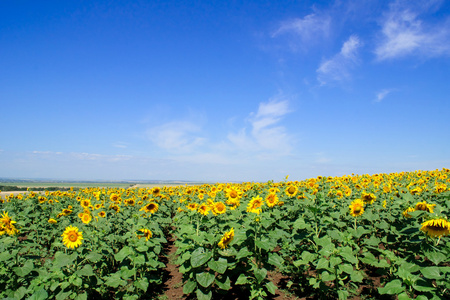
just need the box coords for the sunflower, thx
[361,192,376,204]
[98,211,106,218]
[62,226,83,249]
[415,201,435,213]
[403,207,415,218]
[247,196,263,214]
[349,199,364,217]
[420,218,450,238]
[124,198,136,206]
[140,202,159,214]
[0,212,19,236]
[80,213,92,224]
[197,203,210,216]
[80,199,91,209]
[48,218,57,224]
[212,202,227,215]
[218,228,234,249]
[266,193,279,208]
[109,193,120,202]
[137,228,153,241]
[225,187,242,202]
[187,203,198,211]
[285,185,298,197]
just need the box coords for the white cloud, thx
[146,121,205,153]
[375,1,450,60]
[317,35,362,84]
[374,89,394,102]
[272,13,331,50]
[228,97,293,157]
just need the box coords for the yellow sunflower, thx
[349,199,364,217]
[137,228,153,241]
[79,213,92,224]
[0,212,19,236]
[80,199,91,209]
[48,218,57,224]
[285,185,298,197]
[98,211,106,218]
[415,201,435,213]
[212,202,227,215]
[420,218,450,238]
[62,226,83,249]
[402,207,415,218]
[140,202,159,214]
[187,203,198,211]
[361,192,376,205]
[266,193,279,208]
[247,196,263,214]
[197,203,210,216]
[218,228,234,249]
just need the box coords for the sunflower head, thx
[247,196,263,214]
[212,202,227,215]
[420,218,450,238]
[285,185,298,197]
[266,193,279,208]
[197,203,210,216]
[62,226,83,249]
[349,199,364,217]
[137,228,153,241]
[218,228,234,249]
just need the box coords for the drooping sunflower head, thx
[218,228,234,249]
[48,218,57,224]
[361,192,376,205]
[415,201,435,213]
[420,218,450,238]
[62,226,83,249]
[402,207,415,218]
[349,199,364,217]
[137,228,153,241]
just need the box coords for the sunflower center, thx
[230,191,237,198]
[68,232,78,242]
[288,186,296,194]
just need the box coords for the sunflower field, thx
[1,168,449,300]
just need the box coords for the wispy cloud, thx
[374,89,395,102]
[146,121,205,153]
[227,96,293,157]
[317,35,362,85]
[272,13,331,51]
[375,1,450,60]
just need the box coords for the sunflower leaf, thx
[191,247,212,268]
[378,279,405,295]
[420,266,441,279]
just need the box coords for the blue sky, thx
[1,0,449,182]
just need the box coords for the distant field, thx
[0,181,207,190]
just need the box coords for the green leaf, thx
[426,251,447,265]
[134,277,149,292]
[14,260,34,277]
[114,246,133,262]
[86,252,102,263]
[27,288,48,300]
[215,275,231,290]
[412,278,434,292]
[74,292,87,300]
[13,287,27,300]
[183,279,197,294]
[268,252,283,268]
[196,271,216,288]
[75,265,94,277]
[0,251,12,262]
[329,256,342,268]
[265,281,277,295]
[53,252,75,269]
[196,288,212,300]
[397,292,412,300]
[235,274,248,285]
[254,268,267,284]
[136,245,148,252]
[316,258,329,270]
[190,247,212,268]
[208,258,227,274]
[350,270,364,283]
[104,273,127,288]
[420,266,441,280]
[236,247,252,260]
[301,251,317,263]
[378,279,405,295]
[321,271,336,282]
[339,264,354,275]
